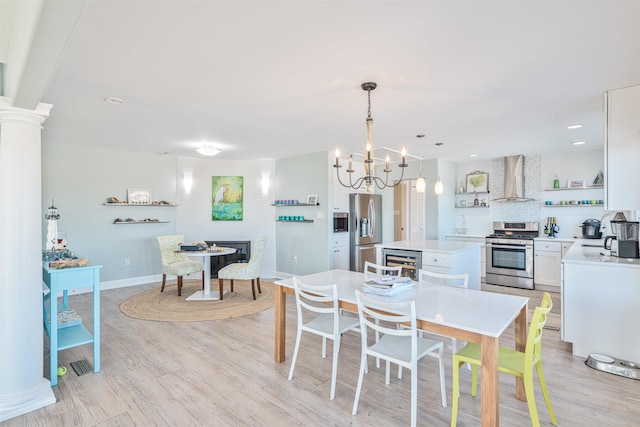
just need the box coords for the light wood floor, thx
[4,282,639,426]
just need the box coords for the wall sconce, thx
[261,173,270,195]
[183,172,193,193]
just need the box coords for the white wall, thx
[176,157,277,278]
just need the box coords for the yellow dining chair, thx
[450,292,557,427]
[156,235,204,296]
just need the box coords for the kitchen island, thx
[562,239,640,362]
[375,240,482,290]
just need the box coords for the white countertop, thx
[376,239,482,253]
[445,234,486,239]
[534,236,576,243]
[563,238,640,268]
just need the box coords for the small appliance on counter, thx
[605,220,640,258]
[580,219,602,239]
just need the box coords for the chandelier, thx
[334,82,407,192]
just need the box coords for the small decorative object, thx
[466,171,489,193]
[480,199,487,207]
[473,196,479,206]
[593,170,604,186]
[553,175,560,189]
[568,179,585,188]
[459,200,467,207]
[45,200,60,251]
[127,189,151,205]
[306,194,318,205]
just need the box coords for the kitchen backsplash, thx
[491,155,541,222]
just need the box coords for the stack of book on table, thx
[362,276,415,296]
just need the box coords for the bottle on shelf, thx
[553,175,560,189]
[473,195,479,206]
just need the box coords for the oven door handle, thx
[487,243,531,249]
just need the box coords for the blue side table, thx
[42,262,102,386]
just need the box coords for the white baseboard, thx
[61,272,201,295]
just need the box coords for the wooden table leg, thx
[514,303,528,400]
[274,284,286,362]
[480,334,499,427]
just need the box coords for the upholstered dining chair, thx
[450,292,557,427]
[156,235,204,296]
[218,236,267,300]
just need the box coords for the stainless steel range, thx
[485,221,539,289]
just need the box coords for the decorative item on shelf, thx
[473,195,479,206]
[459,200,467,207]
[553,175,560,189]
[458,182,465,194]
[480,199,487,207]
[593,170,604,186]
[306,195,318,205]
[466,171,489,193]
[568,179,585,188]
[333,82,409,192]
[127,189,151,205]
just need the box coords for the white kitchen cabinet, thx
[561,241,574,258]
[445,235,486,278]
[332,173,350,212]
[604,84,640,210]
[332,246,349,270]
[563,245,640,362]
[331,233,349,270]
[534,241,562,290]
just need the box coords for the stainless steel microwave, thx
[333,212,348,232]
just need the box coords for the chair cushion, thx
[218,262,259,280]
[163,260,203,276]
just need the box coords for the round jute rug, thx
[119,280,274,322]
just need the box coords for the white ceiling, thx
[38,1,640,163]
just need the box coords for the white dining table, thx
[274,269,529,427]
[178,248,236,301]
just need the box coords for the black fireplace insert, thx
[204,240,251,278]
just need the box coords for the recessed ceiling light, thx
[567,124,583,129]
[195,145,221,156]
[572,141,586,146]
[104,97,124,104]
[469,154,479,157]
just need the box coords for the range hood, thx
[493,155,534,202]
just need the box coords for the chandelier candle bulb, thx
[334,149,340,167]
[349,155,353,172]
[385,155,390,171]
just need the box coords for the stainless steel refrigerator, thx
[349,193,382,272]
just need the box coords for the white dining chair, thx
[418,269,469,353]
[363,261,403,368]
[288,277,360,400]
[352,290,447,427]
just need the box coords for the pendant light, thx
[415,134,425,193]
[434,142,443,195]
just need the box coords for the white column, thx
[0,98,56,421]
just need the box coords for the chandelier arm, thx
[386,165,407,188]
[336,168,364,189]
